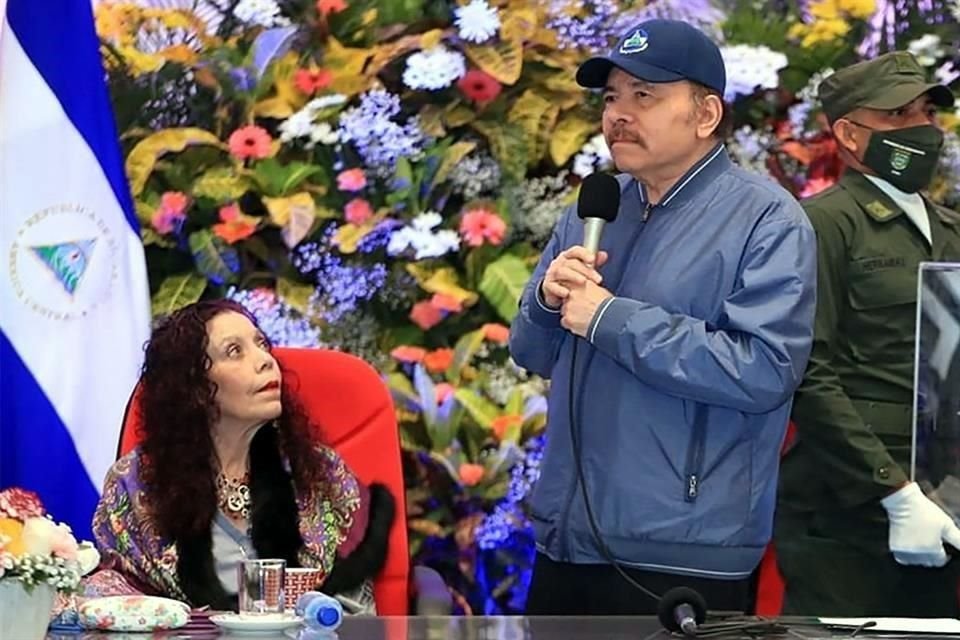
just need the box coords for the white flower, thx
[936,62,959,88]
[571,134,611,178]
[387,213,461,259]
[720,44,788,102]
[234,0,290,27]
[412,211,443,231]
[572,153,596,178]
[308,123,339,146]
[21,517,58,557]
[953,0,960,22]
[955,98,960,120]
[581,134,611,163]
[279,97,346,148]
[455,0,500,44]
[907,34,944,67]
[77,544,100,576]
[307,95,348,110]
[402,46,467,91]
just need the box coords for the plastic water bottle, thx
[295,591,343,632]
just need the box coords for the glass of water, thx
[237,559,286,616]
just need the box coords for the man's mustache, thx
[607,126,645,148]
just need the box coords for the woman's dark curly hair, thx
[137,299,326,540]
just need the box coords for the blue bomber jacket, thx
[509,144,817,579]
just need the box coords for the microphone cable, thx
[567,337,663,604]
[568,339,794,639]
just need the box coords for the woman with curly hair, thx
[88,300,394,612]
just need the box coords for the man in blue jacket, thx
[510,19,817,615]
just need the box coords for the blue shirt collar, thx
[635,142,731,208]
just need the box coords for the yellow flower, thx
[0,518,26,558]
[809,0,840,20]
[94,3,138,46]
[119,46,166,76]
[837,0,876,19]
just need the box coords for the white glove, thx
[881,482,960,567]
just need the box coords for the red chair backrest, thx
[118,347,410,615]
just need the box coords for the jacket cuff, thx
[527,279,562,328]
[587,296,635,347]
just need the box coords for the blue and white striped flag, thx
[0,0,151,539]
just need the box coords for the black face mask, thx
[847,121,944,193]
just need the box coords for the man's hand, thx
[560,280,613,338]
[540,246,609,309]
[881,482,960,567]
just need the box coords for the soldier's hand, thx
[881,482,960,567]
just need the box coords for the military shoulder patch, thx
[865,200,895,220]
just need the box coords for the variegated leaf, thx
[126,128,223,195]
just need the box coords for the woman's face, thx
[205,311,282,428]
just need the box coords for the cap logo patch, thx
[619,29,649,54]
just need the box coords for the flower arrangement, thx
[0,489,98,593]
[95,0,958,614]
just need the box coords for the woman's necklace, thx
[215,471,251,519]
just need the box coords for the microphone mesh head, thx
[657,587,708,631]
[577,173,621,222]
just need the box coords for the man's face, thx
[836,94,940,158]
[601,68,703,178]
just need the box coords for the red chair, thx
[118,348,411,615]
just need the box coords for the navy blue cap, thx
[576,19,726,96]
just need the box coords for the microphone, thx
[577,173,621,255]
[657,587,707,637]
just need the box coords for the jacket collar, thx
[636,142,730,208]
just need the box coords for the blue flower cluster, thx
[293,233,389,323]
[475,434,546,551]
[338,89,426,172]
[226,286,321,347]
[545,0,621,52]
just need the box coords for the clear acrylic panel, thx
[913,261,960,524]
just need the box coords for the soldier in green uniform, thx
[775,52,960,616]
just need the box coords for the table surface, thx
[45,615,856,640]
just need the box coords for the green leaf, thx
[140,228,175,248]
[150,273,207,317]
[252,159,325,197]
[192,167,250,201]
[276,277,315,315]
[188,229,240,285]
[453,388,499,429]
[470,121,528,184]
[479,254,531,323]
[430,140,476,194]
[505,387,525,417]
[387,372,421,411]
[447,329,485,385]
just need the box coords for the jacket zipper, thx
[642,202,653,222]
[683,404,708,502]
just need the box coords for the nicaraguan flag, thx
[0,0,151,539]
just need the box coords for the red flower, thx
[423,348,455,373]
[0,488,45,520]
[316,0,347,16]
[227,125,272,160]
[294,68,333,95]
[457,70,502,104]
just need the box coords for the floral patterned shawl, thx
[89,444,370,604]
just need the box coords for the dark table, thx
[45,615,866,640]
